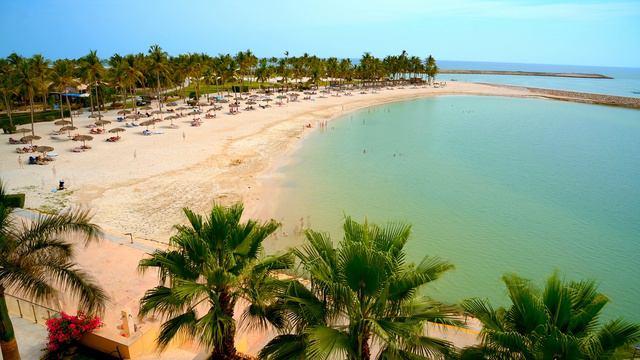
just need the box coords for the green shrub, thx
[3,194,25,208]
[0,110,70,129]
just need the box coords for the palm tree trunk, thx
[29,94,35,136]
[2,94,13,129]
[212,290,237,360]
[65,93,74,128]
[0,286,21,360]
[59,94,64,120]
[95,83,101,118]
[89,85,94,115]
[156,71,162,114]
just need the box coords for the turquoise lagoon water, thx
[267,96,640,322]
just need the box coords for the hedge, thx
[3,194,25,208]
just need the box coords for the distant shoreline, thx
[441,69,612,79]
[486,83,640,109]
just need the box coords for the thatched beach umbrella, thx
[36,145,54,155]
[117,109,131,115]
[60,125,77,137]
[139,119,157,129]
[95,119,112,131]
[54,119,72,126]
[246,100,256,105]
[108,127,125,140]
[88,113,103,119]
[21,135,41,145]
[15,128,32,134]
[73,134,93,148]
[126,114,142,120]
[164,114,179,126]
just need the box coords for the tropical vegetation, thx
[460,273,640,360]
[0,47,440,132]
[0,181,108,360]
[137,203,293,359]
[260,217,460,360]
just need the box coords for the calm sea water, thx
[438,60,640,98]
[268,96,640,322]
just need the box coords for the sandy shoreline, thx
[1,81,530,242]
[3,81,636,355]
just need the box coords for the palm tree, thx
[261,217,460,360]
[0,181,108,360]
[13,56,38,136]
[79,50,105,116]
[425,55,437,85]
[30,54,50,112]
[50,59,78,126]
[138,203,293,359]
[461,273,640,359]
[0,59,16,130]
[148,45,169,113]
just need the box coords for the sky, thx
[1,0,639,67]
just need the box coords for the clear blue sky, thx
[1,0,639,67]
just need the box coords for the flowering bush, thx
[45,311,102,355]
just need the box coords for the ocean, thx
[267,95,640,322]
[437,60,640,98]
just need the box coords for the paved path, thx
[8,316,47,360]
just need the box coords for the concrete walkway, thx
[7,316,47,360]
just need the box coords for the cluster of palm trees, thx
[1,191,637,360]
[0,46,440,135]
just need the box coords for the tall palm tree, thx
[461,273,640,359]
[148,45,169,113]
[261,217,460,360]
[425,55,437,85]
[0,59,16,130]
[138,203,293,359]
[50,59,78,126]
[30,54,50,112]
[79,50,105,116]
[0,181,108,360]
[13,56,38,136]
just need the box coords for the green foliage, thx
[2,193,25,208]
[261,217,459,360]
[0,109,69,128]
[461,272,640,359]
[138,203,292,357]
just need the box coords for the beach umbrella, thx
[73,134,93,148]
[262,98,273,102]
[139,119,157,129]
[142,105,153,110]
[277,95,287,99]
[164,114,179,126]
[117,110,131,115]
[54,119,72,126]
[126,113,141,120]
[95,119,112,131]
[59,125,77,137]
[246,100,256,105]
[151,109,164,114]
[88,113,103,118]
[21,135,41,145]
[36,145,54,155]
[15,128,32,134]
[108,127,125,139]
